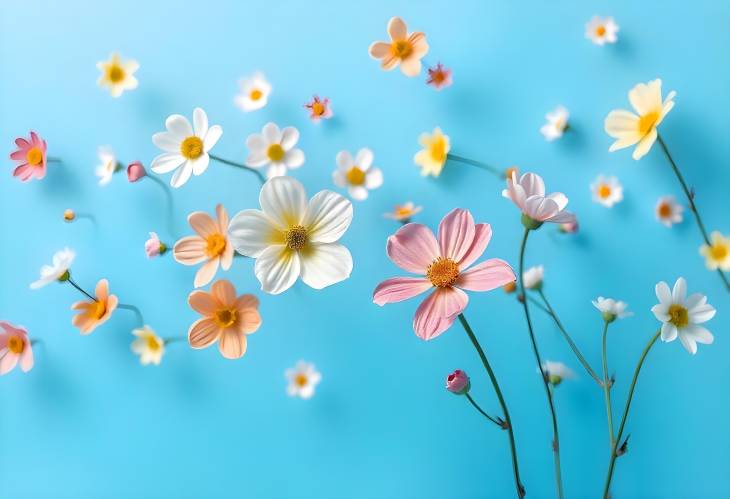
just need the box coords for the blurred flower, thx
[540,106,569,141]
[539,361,575,386]
[145,232,167,258]
[131,325,165,366]
[503,166,519,180]
[605,79,676,160]
[64,209,76,222]
[173,204,233,287]
[95,146,120,186]
[426,63,452,90]
[446,369,470,394]
[245,122,304,179]
[30,248,75,290]
[590,175,623,207]
[503,171,576,227]
[71,279,118,335]
[234,72,271,112]
[286,361,321,399]
[559,220,579,234]
[10,131,47,182]
[414,127,450,177]
[151,107,223,188]
[585,16,619,45]
[187,280,261,359]
[651,277,715,355]
[0,322,34,375]
[384,202,422,223]
[368,16,428,77]
[503,281,517,293]
[96,53,139,97]
[229,177,353,294]
[699,231,730,271]
[373,209,515,340]
[333,148,383,201]
[304,96,333,122]
[522,265,544,290]
[592,296,632,322]
[127,160,146,182]
[655,196,683,227]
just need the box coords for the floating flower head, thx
[151,107,222,188]
[655,196,683,227]
[368,17,429,77]
[559,220,579,234]
[131,326,165,366]
[585,16,619,45]
[0,322,34,375]
[333,148,383,201]
[96,146,120,186]
[373,209,515,340]
[145,232,167,258]
[10,131,48,182]
[286,361,321,399]
[592,297,632,322]
[71,279,118,335]
[127,160,146,182]
[699,232,730,271]
[63,209,76,222]
[605,79,676,160]
[234,72,271,112]
[229,177,353,295]
[414,127,450,177]
[591,175,623,208]
[503,171,576,228]
[187,280,261,359]
[96,53,139,97]
[651,278,715,355]
[30,248,75,290]
[304,96,333,122]
[540,361,575,386]
[446,369,470,394]
[426,63,452,90]
[245,122,305,179]
[384,202,422,223]
[522,265,544,290]
[540,106,569,142]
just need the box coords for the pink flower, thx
[446,369,470,394]
[502,171,576,227]
[304,96,333,122]
[10,131,48,182]
[127,160,146,182]
[145,232,167,258]
[0,322,34,375]
[559,220,579,234]
[373,209,516,340]
[426,63,452,90]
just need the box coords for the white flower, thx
[592,296,632,322]
[245,122,305,179]
[585,16,619,45]
[285,361,321,399]
[540,106,569,141]
[539,361,575,386]
[522,265,544,290]
[651,277,716,355]
[131,326,165,366]
[503,171,576,225]
[590,175,623,208]
[96,53,139,98]
[234,72,271,112]
[655,196,684,227]
[333,148,383,201]
[95,146,118,186]
[30,248,75,290]
[228,176,353,295]
[150,107,223,188]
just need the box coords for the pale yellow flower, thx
[414,127,450,177]
[131,326,165,366]
[699,231,730,271]
[96,53,139,98]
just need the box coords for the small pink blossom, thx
[503,171,576,227]
[559,220,579,234]
[10,131,48,182]
[0,322,34,375]
[426,63,452,90]
[446,369,470,394]
[127,160,146,182]
[304,96,333,122]
[145,232,166,258]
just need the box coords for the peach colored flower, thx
[10,131,47,182]
[426,63,452,90]
[187,280,262,359]
[0,322,34,375]
[71,279,118,335]
[368,17,429,77]
[173,204,234,288]
[304,96,333,122]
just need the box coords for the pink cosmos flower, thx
[304,96,333,122]
[10,131,48,182]
[426,63,453,90]
[0,322,34,375]
[502,171,576,226]
[373,209,515,340]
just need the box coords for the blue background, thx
[1,1,729,497]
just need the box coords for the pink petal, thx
[525,196,558,221]
[519,173,545,197]
[218,329,247,359]
[458,223,492,268]
[438,209,476,262]
[194,258,219,288]
[456,259,515,292]
[0,350,18,375]
[373,277,433,305]
[413,287,468,341]
[10,150,26,160]
[386,223,439,274]
[15,138,30,149]
[20,346,34,372]
[173,236,207,265]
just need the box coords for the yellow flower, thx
[604,79,676,160]
[131,326,165,366]
[96,53,139,98]
[414,127,450,177]
[699,232,730,271]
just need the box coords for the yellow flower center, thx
[284,225,308,250]
[146,335,162,352]
[427,257,460,287]
[710,243,729,261]
[92,301,107,320]
[249,89,263,101]
[395,207,413,218]
[107,64,126,83]
[311,101,325,116]
[267,144,285,162]
[598,184,612,199]
[431,70,446,85]
[205,233,227,258]
[180,136,204,160]
[7,335,24,354]
[638,111,660,137]
[295,373,309,387]
[391,39,413,59]
[429,138,447,164]
[215,308,238,328]
[668,304,689,328]
[26,147,43,166]
[658,202,672,218]
[595,25,607,37]
[346,166,366,186]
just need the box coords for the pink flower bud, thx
[559,220,579,234]
[127,161,146,182]
[145,232,166,258]
[446,369,470,394]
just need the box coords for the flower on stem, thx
[522,265,544,290]
[540,106,569,142]
[96,53,139,97]
[414,127,450,177]
[286,361,321,399]
[234,72,271,112]
[71,279,118,335]
[333,148,383,200]
[426,63,452,90]
[590,175,623,208]
[304,96,333,122]
[651,277,715,355]
[373,209,515,340]
[539,361,575,386]
[384,202,422,223]
[30,248,75,289]
[127,160,146,182]
[699,232,730,271]
[63,209,76,222]
[368,17,428,77]
[604,79,676,160]
[559,220,579,234]
[655,196,683,227]
[96,146,120,186]
[592,296,632,322]
[145,232,167,258]
[585,16,619,45]
[503,171,576,228]
[245,122,304,179]
[0,322,34,375]
[446,369,470,394]
[10,131,48,182]
[131,325,165,366]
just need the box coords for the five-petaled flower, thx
[585,16,619,45]
[71,279,118,335]
[10,131,48,182]
[592,296,632,322]
[540,106,569,142]
[286,361,322,399]
[368,17,429,77]
[384,202,422,223]
[246,122,305,179]
[333,148,383,201]
[96,53,139,97]
[30,248,75,290]
[131,325,165,366]
[235,72,271,112]
[655,196,684,228]
[590,175,623,208]
[0,322,34,375]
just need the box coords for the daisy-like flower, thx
[655,196,684,227]
[590,175,623,208]
[373,209,515,340]
[384,202,422,223]
[368,16,429,77]
[0,322,34,375]
[145,232,167,258]
[414,127,450,177]
[30,248,75,290]
[10,131,48,182]
[651,277,715,355]
[71,279,118,335]
[699,231,730,271]
[540,106,569,142]
[585,16,619,45]
[228,177,353,295]
[539,361,575,386]
[304,96,333,122]
[187,280,261,359]
[285,361,321,399]
[503,171,576,228]
[95,146,120,186]
[333,148,383,201]
[592,296,632,322]
[426,63,452,90]
[245,122,305,179]
[604,79,676,160]
[522,265,544,290]
[96,53,139,97]
[234,72,271,112]
[131,326,165,366]
[150,107,223,188]
[173,204,233,288]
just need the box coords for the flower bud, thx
[503,281,517,293]
[446,369,470,395]
[559,220,578,234]
[127,161,146,182]
[145,232,165,258]
[63,209,75,222]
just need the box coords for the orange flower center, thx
[215,308,238,328]
[391,39,413,59]
[711,243,729,261]
[107,64,126,83]
[346,166,366,185]
[7,335,24,354]
[595,25,607,37]
[668,304,689,328]
[284,225,308,250]
[180,136,204,160]
[504,166,518,179]
[598,184,612,199]
[395,206,413,218]
[431,70,446,85]
[638,111,660,137]
[249,89,263,101]
[267,144,285,162]
[295,373,309,387]
[92,300,107,320]
[658,202,672,218]
[205,233,227,258]
[146,335,162,351]
[26,147,43,166]
[311,101,325,116]
[427,257,460,287]
[429,139,447,163]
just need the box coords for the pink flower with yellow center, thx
[0,322,34,375]
[368,17,429,77]
[304,96,333,122]
[426,63,452,90]
[71,279,118,335]
[10,131,48,182]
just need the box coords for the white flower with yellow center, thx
[95,146,120,186]
[540,106,569,141]
[590,175,623,207]
[592,296,632,322]
[605,79,676,160]
[96,53,139,97]
[333,148,383,201]
[150,108,222,188]
[651,277,715,355]
[539,361,575,386]
[522,265,544,290]
[414,127,450,177]
[384,202,422,222]
[30,248,75,290]
[655,196,684,227]
[228,176,353,295]
[131,326,165,366]
[245,122,305,179]
[585,16,619,45]
[285,361,321,399]
[234,72,271,112]
[699,231,730,271]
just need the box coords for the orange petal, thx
[235,294,259,311]
[215,204,229,233]
[188,318,220,348]
[188,211,218,237]
[211,279,236,306]
[194,258,219,288]
[188,290,216,316]
[95,279,109,301]
[218,329,247,359]
[173,236,207,265]
[387,16,407,40]
[381,54,399,71]
[368,41,390,59]
[239,309,262,334]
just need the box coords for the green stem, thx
[447,153,503,179]
[210,154,266,185]
[118,303,144,327]
[524,293,551,315]
[464,393,503,428]
[66,277,96,301]
[601,320,615,449]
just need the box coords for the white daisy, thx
[333,148,383,201]
[245,122,305,179]
[655,196,684,227]
[286,361,321,399]
[234,72,271,112]
[591,175,623,208]
[95,146,119,186]
[150,107,223,188]
[131,326,165,366]
[585,16,619,45]
[539,361,575,386]
[522,265,544,290]
[96,53,139,97]
[592,296,632,322]
[540,106,569,141]
[30,248,75,290]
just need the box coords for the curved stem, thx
[162,336,186,345]
[601,320,615,449]
[117,303,144,327]
[66,277,96,301]
[523,293,551,315]
[464,393,503,428]
[210,154,266,185]
[447,153,503,179]
[145,175,177,239]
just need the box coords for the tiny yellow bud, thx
[63,209,75,222]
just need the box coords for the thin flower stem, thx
[602,330,661,498]
[162,336,186,345]
[447,153,503,180]
[656,135,730,292]
[601,320,615,449]
[118,304,144,327]
[523,293,551,315]
[464,393,503,428]
[458,313,525,498]
[47,156,62,163]
[145,174,177,238]
[210,154,266,185]
[518,228,564,499]
[66,277,96,301]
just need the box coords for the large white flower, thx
[95,146,119,186]
[333,148,383,201]
[540,106,569,141]
[245,123,305,179]
[234,72,271,112]
[592,296,632,321]
[651,277,715,355]
[228,177,353,295]
[285,361,322,399]
[503,171,576,225]
[590,175,623,208]
[150,107,223,188]
[30,248,75,289]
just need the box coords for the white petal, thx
[348,185,369,201]
[255,245,300,295]
[651,304,669,322]
[303,190,353,243]
[170,162,193,188]
[246,133,268,152]
[284,149,305,168]
[672,277,687,303]
[267,163,288,178]
[678,332,698,355]
[246,153,269,168]
[689,304,716,324]
[661,322,678,342]
[655,281,672,305]
[150,153,185,174]
[332,169,347,187]
[228,209,282,257]
[191,154,210,176]
[365,168,383,189]
[166,114,193,138]
[263,122,281,144]
[152,132,182,153]
[193,107,208,137]
[204,125,222,152]
[280,127,300,150]
[260,176,307,227]
[299,243,353,289]
[355,148,374,169]
[336,150,354,170]
[685,325,714,345]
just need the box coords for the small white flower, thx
[591,175,623,208]
[651,277,716,355]
[131,326,165,366]
[655,196,684,227]
[30,248,75,290]
[592,296,632,322]
[95,146,119,186]
[151,107,223,188]
[286,361,321,399]
[585,16,619,45]
[503,171,576,225]
[245,122,305,179]
[540,106,569,141]
[539,361,575,386]
[234,72,271,112]
[96,53,139,98]
[333,148,383,201]
[522,265,544,290]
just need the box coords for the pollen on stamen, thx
[284,225,308,250]
[426,257,460,287]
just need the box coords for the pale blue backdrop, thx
[1,1,729,497]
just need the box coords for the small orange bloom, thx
[71,279,118,334]
[368,17,429,77]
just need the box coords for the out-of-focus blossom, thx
[368,17,429,77]
[503,172,576,227]
[173,205,232,287]
[522,265,544,290]
[503,281,517,293]
[10,131,47,182]
[539,361,575,386]
[96,146,120,186]
[145,232,167,258]
[655,196,683,227]
[414,127,450,177]
[131,326,165,366]
[591,175,623,208]
[304,96,333,122]
[245,122,304,179]
[30,248,75,290]
[540,106,569,142]
[699,232,730,271]
[234,72,271,112]
[0,322,34,375]
[446,369,470,394]
[333,148,383,201]
[127,160,146,182]
[285,361,321,399]
[384,202,422,223]
[64,209,76,222]
[559,220,579,234]
[96,53,139,97]
[585,16,619,45]
[592,296,632,322]
[426,63,452,90]
[71,279,118,335]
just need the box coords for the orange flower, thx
[187,280,261,359]
[368,17,429,77]
[71,279,118,334]
[174,204,234,288]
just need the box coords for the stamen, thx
[26,147,43,166]
[427,257,460,287]
[346,166,366,186]
[180,136,204,160]
[595,25,607,37]
[7,335,24,354]
[658,203,672,218]
[205,233,227,258]
[250,89,263,101]
[107,64,126,83]
[267,144,285,162]
[215,309,237,328]
[146,335,162,351]
[638,111,660,136]
[668,304,689,327]
[711,244,729,261]
[429,139,446,163]
[284,225,308,250]
[598,184,612,199]
[295,373,308,387]
[391,40,413,59]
